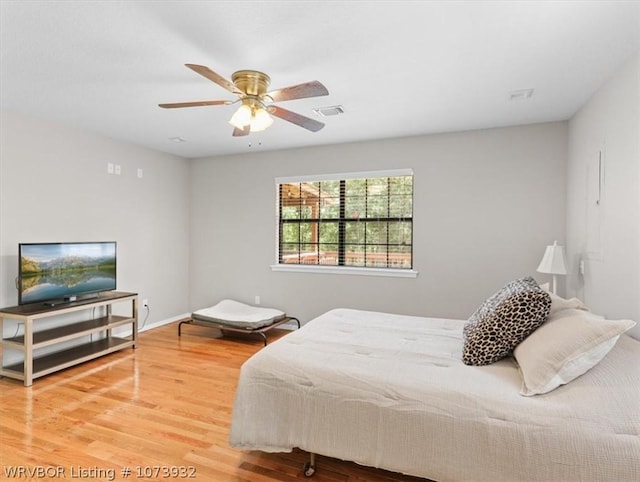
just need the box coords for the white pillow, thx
[514,308,635,396]
[545,290,590,315]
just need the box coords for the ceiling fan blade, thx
[185,64,242,95]
[267,81,329,102]
[159,100,232,109]
[268,105,325,132]
[232,126,250,137]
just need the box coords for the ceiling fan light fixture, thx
[229,104,252,129]
[163,64,328,136]
[250,107,274,132]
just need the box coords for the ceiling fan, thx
[159,64,329,136]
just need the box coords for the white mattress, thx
[230,308,640,482]
[192,299,285,329]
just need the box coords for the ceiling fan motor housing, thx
[232,70,271,96]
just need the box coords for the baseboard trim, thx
[139,312,190,333]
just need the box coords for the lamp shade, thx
[250,107,274,132]
[536,240,567,275]
[229,104,252,129]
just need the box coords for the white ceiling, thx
[1,1,639,159]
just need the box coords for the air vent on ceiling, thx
[313,105,345,117]
[509,89,534,101]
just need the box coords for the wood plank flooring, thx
[0,322,428,481]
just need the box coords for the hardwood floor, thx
[0,322,427,481]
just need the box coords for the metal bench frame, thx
[178,316,300,345]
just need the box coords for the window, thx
[275,170,414,274]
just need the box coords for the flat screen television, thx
[18,241,117,306]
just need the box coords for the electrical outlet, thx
[142,299,149,308]
[254,295,260,305]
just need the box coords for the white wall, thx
[566,51,640,338]
[0,111,191,329]
[2,54,636,356]
[189,122,567,323]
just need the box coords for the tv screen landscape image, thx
[19,242,117,305]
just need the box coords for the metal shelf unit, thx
[0,292,138,386]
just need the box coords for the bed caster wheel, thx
[303,462,316,477]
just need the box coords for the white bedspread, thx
[229,308,640,482]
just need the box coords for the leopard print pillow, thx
[462,277,551,366]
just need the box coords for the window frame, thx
[271,169,418,278]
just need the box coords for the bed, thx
[229,307,640,481]
[178,299,300,345]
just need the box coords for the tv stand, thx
[0,291,137,386]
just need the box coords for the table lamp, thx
[536,240,567,294]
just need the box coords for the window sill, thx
[270,264,418,278]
